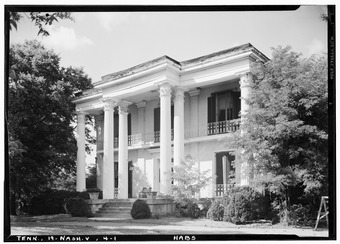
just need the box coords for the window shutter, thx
[208,95,216,123]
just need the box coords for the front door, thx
[114,161,133,198]
[128,161,133,198]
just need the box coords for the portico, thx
[73,43,269,199]
[75,72,186,198]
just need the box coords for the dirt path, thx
[9,214,329,238]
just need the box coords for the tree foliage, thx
[8,40,93,213]
[224,46,328,215]
[172,155,211,199]
[9,12,74,36]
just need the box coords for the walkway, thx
[9,214,328,238]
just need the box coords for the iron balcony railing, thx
[215,184,234,197]
[113,119,240,148]
[185,119,240,138]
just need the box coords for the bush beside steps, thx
[130,199,151,219]
[65,198,94,217]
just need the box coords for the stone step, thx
[94,212,132,218]
[99,206,131,211]
[97,209,131,214]
[93,199,135,218]
[103,202,134,208]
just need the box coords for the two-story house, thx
[73,43,269,199]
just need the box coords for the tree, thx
[224,46,328,223]
[9,12,74,36]
[86,164,97,189]
[172,155,211,199]
[8,40,93,214]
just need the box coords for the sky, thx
[9,5,328,83]
[6,4,330,166]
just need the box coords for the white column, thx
[239,73,252,186]
[159,82,172,195]
[95,114,104,190]
[76,111,86,192]
[118,102,129,199]
[173,87,185,167]
[240,72,252,121]
[103,99,115,199]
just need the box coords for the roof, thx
[180,43,269,67]
[95,55,181,86]
[94,43,269,86]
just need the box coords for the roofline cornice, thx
[95,59,181,90]
[72,92,102,104]
[181,52,252,75]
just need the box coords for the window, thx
[207,90,240,135]
[208,90,240,123]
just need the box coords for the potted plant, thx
[87,188,101,199]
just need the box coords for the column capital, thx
[103,98,116,111]
[159,82,172,97]
[238,72,253,88]
[118,101,129,115]
[76,111,88,123]
[75,109,88,115]
[173,87,185,102]
[136,100,147,109]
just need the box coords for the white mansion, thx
[73,43,269,199]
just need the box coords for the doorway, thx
[114,161,133,198]
[215,151,235,196]
[128,161,133,198]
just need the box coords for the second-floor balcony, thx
[113,119,240,148]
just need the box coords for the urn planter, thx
[146,191,157,199]
[87,188,101,200]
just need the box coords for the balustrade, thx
[112,119,240,148]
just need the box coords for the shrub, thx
[196,198,213,218]
[223,186,268,224]
[130,199,151,219]
[65,198,94,217]
[187,202,201,219]
[207,198,225,221]
[174,198,200,218]
[275,203,318,226]
[29,190,90,215]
